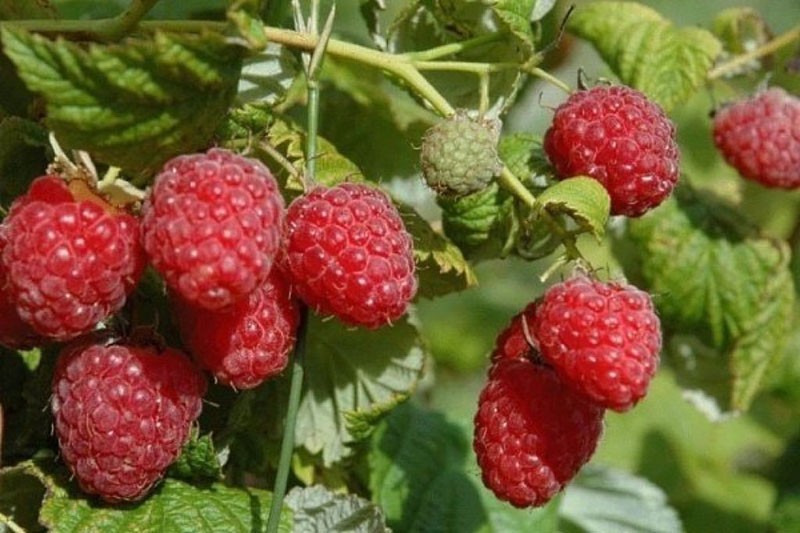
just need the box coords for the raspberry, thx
[174,268,300,389]
[490,301,538,364]
[473,358,604,508]
[532,275,662,412]
[420,111,502,197]
[141,148,285,311]
[543,85,680,217]
[51,340,206,503]
[0,176,145,341]
[284,182,417,328]
[713,87,800,188]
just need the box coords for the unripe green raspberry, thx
[420,111,502,197]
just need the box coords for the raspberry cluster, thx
[1,147,417,503]
[474,273,662,507]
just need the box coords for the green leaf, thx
[537,177,610,240]
[265,115,364,190]
[627,187,795,414]
[369,402,559,532]
[567,1,722,112]
[44,476,292,532]
[0,0,56,20]
[168,431,224,482]
[285,485,390,532]
[237,43,299,105]
[0,461,48,532]
[1,26,243,178]
[559,465,683,533]
[491,0,537,57]
[0,116,48,207]
[439,182,518,261]
[369,402,487,532]
[294,314,425,465]
[396,201,478,298]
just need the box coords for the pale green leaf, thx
[286,485,390,533]
[1,26,243,178]
[711,8,772,77]
[294,314,425,465]
[628,187,795,413]
[559,465,683,533]
[531,0,558,22]
[237,43,299,105]
[567,2,722,112]
[265,116,363,190]
[537,177,610,240]
[491,0,537,56]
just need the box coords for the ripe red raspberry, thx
[543,85,680,217]
[0,176,145,341]
[532,275,662,412]
[51,340,206,503]
[283,182,417,328]
[474,358,604,508]
[141,148,285,311]
[490,301,538,364]
[713,87,800,189]
[173,268,300,389]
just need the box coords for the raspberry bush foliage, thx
[0,0,798,531]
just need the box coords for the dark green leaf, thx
[368,402,487,532]
[439,182,518,261]
[567,2,722,112]
[0,116,48,207]
[168,431,223,482]
[2,26,243,179]
[285,485,390,532]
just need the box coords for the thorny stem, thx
[708,24,800,80]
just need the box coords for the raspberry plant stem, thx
[404,33,506,61]
[0,511,25,533]
[266,307,308,533]
[708,24,800,80]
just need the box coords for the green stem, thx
[265,307,308,533]
[708,24,800,80]
[0,511,25,533]
[107,0,161,40]
[404,32,505,61]
[524,67,573,94]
